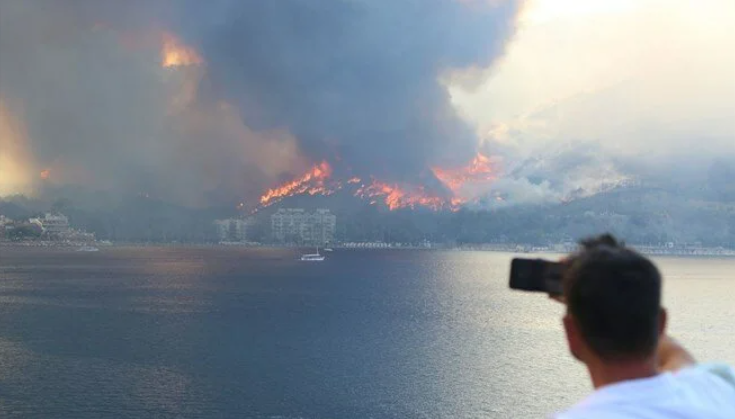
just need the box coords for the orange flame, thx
[431,152,496,195]
[259,161,335,207]
[161,32,203,68]
[356,181,448,211]
[255,152,497,212]
[0,100,34,196]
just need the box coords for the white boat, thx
[300,247,325,261]
[77,245,99,252]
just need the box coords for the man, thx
[552,234,735,418]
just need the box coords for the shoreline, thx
[2,241,735,258]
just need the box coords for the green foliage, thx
[7,224,42,241]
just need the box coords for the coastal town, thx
[0,212,98,247]
[3,208,735,257]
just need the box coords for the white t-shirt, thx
[554,364,735,419]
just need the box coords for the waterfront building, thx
[271,208,336,245]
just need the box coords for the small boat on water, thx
[77,245,99,252]
[300,247,325,261]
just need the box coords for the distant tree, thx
[7,224,42,241]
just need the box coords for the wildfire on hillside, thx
[255,152,498,211]
[259,161,336,207]
[355,181,448,211]
[431,153,496,195]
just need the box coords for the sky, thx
[445,0,735,204]
[0,0,521,205]
[452,0,735,162]
[1,0,734,207]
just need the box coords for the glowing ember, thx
[161,32,203,68]
[40,169,50,180]
[259,161,336,207]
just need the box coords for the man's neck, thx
[587,357,659,389]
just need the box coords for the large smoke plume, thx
[451,0,735,205]
[0,0,523,206]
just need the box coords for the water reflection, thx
[0,247,732,417]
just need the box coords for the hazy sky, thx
[452,0,735,159]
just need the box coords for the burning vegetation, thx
[259,161,335,206]
[355,181,448,211]
[256,153,497,211]
[431,153,496,196]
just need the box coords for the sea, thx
[0,246,733,418]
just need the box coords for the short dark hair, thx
[563,234,662,361]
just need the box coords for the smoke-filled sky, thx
[0,0,521,205]
[1,0,733,207]
[451,0,735,203]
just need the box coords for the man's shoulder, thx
[683,362,735,388]
[550,383,646,419]
[551,398,642,419]
[552,365,735,419]
[552,409,626,419]
[552,413,619,419]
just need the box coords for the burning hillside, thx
[256,153,498,211]
[431,153,496,195]
[0,1,521,207]
[259,161,335,206]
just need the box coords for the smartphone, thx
[509,258,564,296]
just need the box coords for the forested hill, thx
[2,183,735,247]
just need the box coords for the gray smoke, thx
[170,0,522,177]
[0,0,523,206]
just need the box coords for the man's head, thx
[562,234,665,365]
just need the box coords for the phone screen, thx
[509,258,563,295]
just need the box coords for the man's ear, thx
[658,307,668,337]
[563,313,583,361]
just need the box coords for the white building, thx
[271,208,336,245]
[25,213,95,241]
[214,218,254,242]
[271,209,305,243]
[42,213,70,236]
[302,209,336,245]
[28,213,71,238]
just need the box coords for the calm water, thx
[0,247,733,418]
